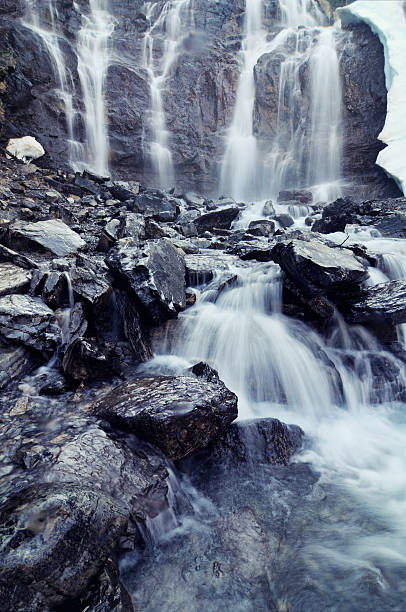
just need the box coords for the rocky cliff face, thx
[0,0,400,198]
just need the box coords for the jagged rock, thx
[282,276,335,325]
[69,267,113,315]
[108,181,140,202]
[6,219,86,257]
[62,338,119,381]
[247,219,275,237]
[195,207,240,234]
[91,373,238,461]
[0,262,31,297]
[344,281,406,326]
[107,238,186,325]
[6,135,45,162]
[116,291,152,363]
[0,244,38,269]
[0,484,128,612]
[271,240,367,298]
[0,342,39,389]
[119,212,146,241]
[313,197,406,237]
[130,192,179,222]
[37,370,71,396]
[38,269,70,309]
[0,294,61,354]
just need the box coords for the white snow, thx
[6,136,45,163]
[339,0,406,196]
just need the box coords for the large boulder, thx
[0,484,127,612]
[130,191,179,222]
[313,197,406,238]
[344,281,406,326]
[107,238,186,325]
[195,207,240,234]
[62,338,119,381]
[91,372,238,461]
[0,294,61,354]
[6,219,86,257]
[271,239,367,298]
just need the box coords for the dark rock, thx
[278,189,313,204]
[0,244,39,269]
[195,207,240,234]
[0,262,31,296]
[5,219,86,257]
[70,266,113,316]
[108,181,140,202]
[107,238,186,325]
[282,276,335,325]
[0,294,61,354]
[271,239,367,298]
[116,290,152,364]
[91,374,238,461]
[37,370,70,396]
[275,213,294,229]
[313,196,406,237]
[344,281,406,326]
[0,484,128,612]
[247,219,275,236]
[0,342,39,389]
[62,338,120,381]
[130,192,179,222]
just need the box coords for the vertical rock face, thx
[0,0,400,197]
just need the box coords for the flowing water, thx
[23,0,114,175]
[220,0,343,202]
[142,0,195,189]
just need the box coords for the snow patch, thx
[6,136,45,163]
[339,0,406,195]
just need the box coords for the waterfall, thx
[22,0,114,176]
[142,0,195,190]
[220,0,343,203]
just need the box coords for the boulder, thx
[62,338,119,381]
[130,191,179,222]
[262,199,276,216]
[116,291,152,363]
[271,240,367,298]
[0,263,31,297]
[0,294,61,354]
[247,219,275,237]
[108,181,140,201]
[91,373,238,461]
[7,219,86,257]
[275,213,294,229]
[344,281,406,326]
[195,207,240,234]
[107,238,186,325]
[6,136,45,162]
[69,267,113,315]
[0,484,127,612]
[313,197,406,238]
[0,244,38,269]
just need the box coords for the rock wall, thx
[0,0,400,197]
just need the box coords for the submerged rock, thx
[271,239,367,298]
[91,373,238,461]
[107,238,186,325]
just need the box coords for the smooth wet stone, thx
[344,280,406,325]
[271,239,367,297]
[7,219,86,257]
[107,238,186,325]
[91,374,238,461]
[0,262,31,297]
[195,207,240,234]
[0,294,61,354]
[274,213,295,229]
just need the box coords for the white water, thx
[220,0,343,203]
[23,0,114,176]
[142,0,195,189]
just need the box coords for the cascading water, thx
[142,0,195,189]
[220,0,343,202]
[22,0,114,176]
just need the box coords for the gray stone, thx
[345,281,406,326]
[195,207,240,234]
[0,263,31,297]
[0,343,39,389]
[7,219,86,257]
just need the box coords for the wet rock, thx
[62,338,120,381]
[108,181,140,202]
[91,374,238,461]
[37,370,71,396]
[107,238,186,325]
[0,244,39,269]
[282,276,335,326]
[0,484,128,612]
[271,239,367,298]
[70,267,113,315]
[6,219,86,257]
[0,262,31,296]
[119,212,146,241]
[0,294,61,354]
[247,219,275,237]
[39,269,70,309]
[313,196,406,238]
[116,291,152,364]
[278,189,313,204]
[344,281,406,326]
[0,342,39,389]
[275,213,294,229]
[82,557,134,612]
[195,207,240,234]
[262,199,276,217]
